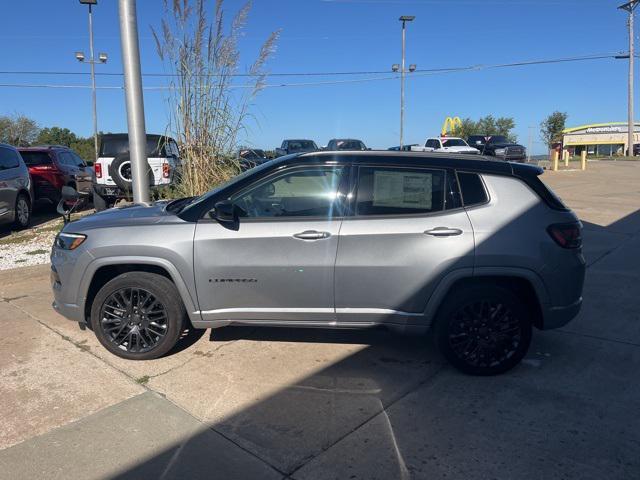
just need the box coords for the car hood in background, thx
[65,202,174,231]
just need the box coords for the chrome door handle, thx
[293,230,331,240]
[424,227,463,237]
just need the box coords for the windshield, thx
[19,151,52,166]
[100,136,168,157]
[288,140,317,151]
[442,139,467,147]
[335,140,365,150]
[488,136,508,144]
[239,149,266,159]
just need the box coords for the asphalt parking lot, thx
[0,161,639,479]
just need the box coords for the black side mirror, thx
[210,200,238,223]
[57,186,80,224]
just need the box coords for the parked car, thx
[18,146,93,206]
[411,137,480,154]
[0,143,33,229]
[388,144,418,151]
[468,135,527,162]
[93,133,181,211]
[238,148,269,171]
[51,151,585,375]
[326,138,368,151]
[275,139,318,157]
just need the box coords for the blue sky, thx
[0,0,634,153]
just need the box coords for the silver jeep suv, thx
[51,152,585,375]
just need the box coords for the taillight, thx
[32,164,55,171]
[95,163,102,178]
[547,222,582,249]
[162,163,170,178]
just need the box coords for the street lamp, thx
[77,0,106,163]
[392,15,416,148]
[618,0,640,156]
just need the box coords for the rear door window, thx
[355,166,446,216]
[457,172,489,206]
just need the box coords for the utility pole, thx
[392,16,415,149]
[118,0,150,203]
[619,1,639,157]
[77,0,107,163]
[527,126,534,163]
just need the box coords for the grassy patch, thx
[0,234,36,246]
[136,375,150,385]
[26,249,49,256]
[37,222,64,233]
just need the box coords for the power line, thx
[0,52,624,78]
[0,52,626,90]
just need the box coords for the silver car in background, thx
[0,143,32,229]
[51,152,585,375]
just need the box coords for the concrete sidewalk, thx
[0,161,639,479]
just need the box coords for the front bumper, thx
[50,252,89,324]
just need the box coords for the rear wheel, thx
[90,272,185,360]
[13,194,31,229]
[434,285,532,375]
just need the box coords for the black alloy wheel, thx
[435,285,532,375]
[91,272,185,360]
[99,287,168,353]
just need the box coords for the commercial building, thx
[562,122,640,157]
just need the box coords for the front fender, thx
[77,256,200,323]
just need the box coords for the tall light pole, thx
[77,0,106,163]
[119,0,150,203]
[619,1,639,157]
[393,15,415,149]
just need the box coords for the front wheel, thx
[434,285,532,375]
[90,272,185,360]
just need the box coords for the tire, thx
[434,285,532,376]
[13,194,31,229]
[92,188,108,212]
[108,153,154,193]
[90,272,186,360]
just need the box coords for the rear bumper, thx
[540,297,582,330]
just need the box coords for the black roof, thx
[284,150,542,177]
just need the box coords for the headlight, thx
[494,148,506,155]
[55,232,87,250]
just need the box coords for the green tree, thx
[453,115,517,142]
[36,126,78,146]
[540,111,568,149]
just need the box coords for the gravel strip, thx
[0,230,58,271]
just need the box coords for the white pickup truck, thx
[411,137,480,155]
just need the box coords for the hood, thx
[65,202,172,232]
[490,142,522,148]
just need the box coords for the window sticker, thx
[372,171,433,209]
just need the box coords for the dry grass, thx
[152,0,280,197]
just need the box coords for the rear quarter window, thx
[457,172,489,206]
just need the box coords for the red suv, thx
[18,146,93,206]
